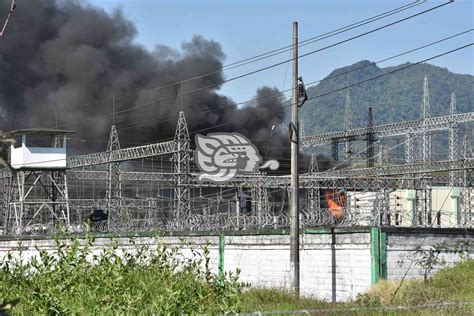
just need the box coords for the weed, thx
[0,234,242,314]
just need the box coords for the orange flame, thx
[325,189,346,220]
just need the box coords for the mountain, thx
[296,61,474,158]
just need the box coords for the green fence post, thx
[371,227,388,284]
[370,227,380,284]
[379,230,387,279]
[218,231,225,279]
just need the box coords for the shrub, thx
[0,235,242,314]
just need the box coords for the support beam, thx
[67,140,178,168]
[302,112,474,148]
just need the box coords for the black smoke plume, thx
[0,0,320,172]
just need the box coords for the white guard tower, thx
[4,129,74,235]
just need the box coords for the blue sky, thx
[88,0,473,103]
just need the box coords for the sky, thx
[88,0,473,103]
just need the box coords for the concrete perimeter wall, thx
[0,228,471,302]
[384,228,473,280]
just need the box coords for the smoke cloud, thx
[0,0,321,172]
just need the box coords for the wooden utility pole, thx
[290,21,300,296]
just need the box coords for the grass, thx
[358,259,474,306]
[238,288,340,312]
[238,259,474,314]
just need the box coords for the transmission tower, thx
[366,107,375,167]
[344,91,353,161]
[415,76,433,226]
[449,92,459,186]
[106,125,122,227]
[421,76,432,163]
[461,136,472,227]
[173,111,191,218]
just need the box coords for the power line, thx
[187,43,472,135]
[51,1,454,130]
[303,43,473,103]
[0,0,435,124]
[44,1,423,111]
[109,33,472,136]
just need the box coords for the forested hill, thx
[298,61,473,139]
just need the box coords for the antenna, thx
[180,80,183,111]
[112,93,115,125]
[0,0,16,37]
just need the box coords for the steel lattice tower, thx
[416,76,433,226]
[421,76,432,163]
[173,111,191,218]
[449,92,460,186]
[106,125,122,226]
[461,136,472,227]
[344,91,353,160]
[366,107,375,167]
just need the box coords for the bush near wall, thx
[0,236,242,315]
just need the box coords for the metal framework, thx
[3,170,70,235]
[461,136,472,226]
[302,112,473,148]
[0,77,472,235]
[449,92,460,186]
[173,111,191,218]
[367,107,375,167]
[344,91,353,161]
[105,125,122,227]
[67,140,178,168]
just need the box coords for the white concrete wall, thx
[223,233,372,301]
[300,233,371,301]
[386,232,473,280]
[0,230,471,302]
[0,235,220,274]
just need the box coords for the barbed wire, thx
[11,205,460,236]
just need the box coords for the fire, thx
[325,189,346,220]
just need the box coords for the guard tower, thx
[3,129,74,235]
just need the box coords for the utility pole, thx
[290,21,300,296]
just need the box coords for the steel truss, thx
[67,139,178,168]
[3,170,70,235]
[105,125,122,227]
[301,112,473,148]
[0,94,472,235]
